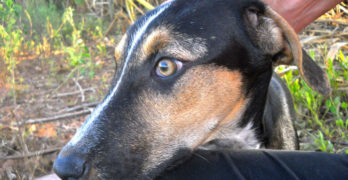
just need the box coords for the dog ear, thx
[244,5,331,96]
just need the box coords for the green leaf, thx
[6,0,13,8]
[334,97,341,104]
[89,71,95,78]
[74,0,85,5]
[330,105,336,114]
[309,50,315,60]
[79,58,86,64]
[13,4,21,17]
[326,100,332,109]
[318,131,327,151]
[336,119,344,128]
[82,53,91,58]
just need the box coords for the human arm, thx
[263,0,343,33]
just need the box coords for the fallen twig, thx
[338,87,348,92]
[331,141,348,146]
[60,101,99,113]
[316,19,348,26]
[54,67,78,92]
[338,83,348,88]
[1,147,61,160]
[53,87,94,98]
[301,32,348,44]
[73,78,85,102]
[14,109,92,126]
[277,66,298,76]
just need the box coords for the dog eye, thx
[155,59,182,78]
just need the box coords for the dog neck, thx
[200,70,272,150]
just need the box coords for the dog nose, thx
[53,153,87,179]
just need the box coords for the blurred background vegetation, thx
[0,0,347,179]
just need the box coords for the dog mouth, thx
[91,149,193,179]
[83,165,99,180]
[67,163,96,180]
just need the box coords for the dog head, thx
[53,0,330,179]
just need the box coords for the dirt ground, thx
[0,19,347,180]
[0,44,116,179]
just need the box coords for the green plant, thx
[125,0,155,22]
[279,50,348,153]
[0,0,24,105]
[315,131,334,152]
[23,0,63,38]
[60,7,101,79]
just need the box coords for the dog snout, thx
[53,151,89,180]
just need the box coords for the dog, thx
[53,0,331,179]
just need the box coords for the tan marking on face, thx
[137,65,247,172]
[168,68,244,131]
[140,26,207,61]
[142,27,171,57]
[115,34,128,63]
[164,33,207,61]
[194,97,247,148]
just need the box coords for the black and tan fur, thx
[53,0,331,179]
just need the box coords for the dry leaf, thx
[326,42,348,61]
[34,124,57,137]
